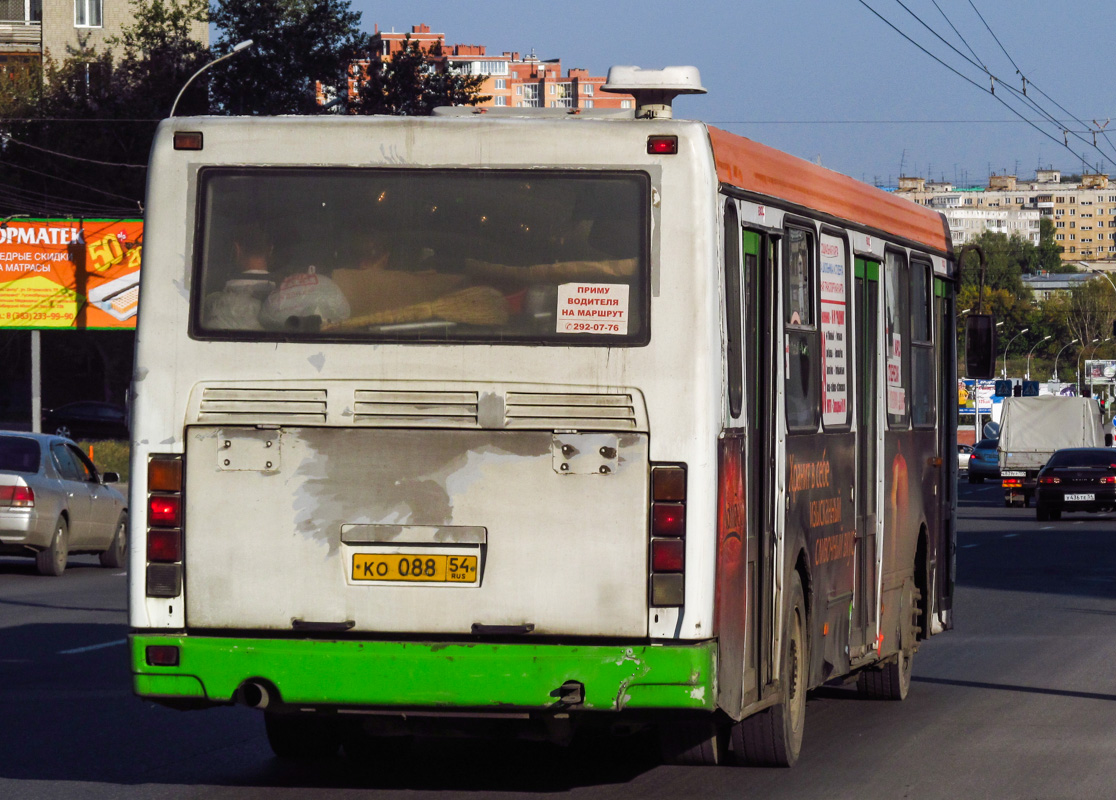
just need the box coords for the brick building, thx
[340,24,633,112]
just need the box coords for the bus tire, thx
[658,716,727,765]
[856,648,912,701]
[731,572,807,767]
[36,518,69,577]
[264,712,341,760]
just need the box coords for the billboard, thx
[0,219,142,330]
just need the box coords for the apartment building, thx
[349,24,633,112]
[897,171,1116,263]
[0,0,206,77]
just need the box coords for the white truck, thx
[998,395,1108,507]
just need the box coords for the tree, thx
[1037,217,1070,273]
[352,35,489,116]
[1065,278,1116,357]
[0,0,210,217]
[959,230,1032,296]
[111,0,211,118]
[209,0,368,115]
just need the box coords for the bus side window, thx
[910,259,935,428]
[724,202,743,420]
[885,250,911,429]
[784,226,819,431]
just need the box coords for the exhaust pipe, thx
[238,681,271,709]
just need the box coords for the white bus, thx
[129,66,957,767]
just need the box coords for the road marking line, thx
[961,544,980,548]
[1004,534,1019,538]
[58,639,127,655]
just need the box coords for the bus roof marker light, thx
[173,132,203,151]
[601,66,706,120]
[647,136,678,155]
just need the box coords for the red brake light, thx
[647,135,678,155]
[651,538,684,572]
[0,485,34,507]
[147,529,182,562]
[652,503,685,537]
[149,495,181,527]
[1100,476,1116,485]
[1039,476,1061,485]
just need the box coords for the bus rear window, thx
[192,168,650,344]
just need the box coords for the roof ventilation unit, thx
[601,65,706,120]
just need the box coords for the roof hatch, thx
[601,65,706,120]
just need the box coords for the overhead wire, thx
[0,156,142,207]
[1,136,148,169]
[893,0,1070,140]
[856,0,1116,173]
[960,0,1116,166]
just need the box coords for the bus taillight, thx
[650,465,686,607]
[146,455,184,598]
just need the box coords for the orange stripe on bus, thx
[708,127,951,255]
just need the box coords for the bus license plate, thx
[1065,493,1095,502]
[352,553,478,583]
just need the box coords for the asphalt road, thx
[2,479,1115,799]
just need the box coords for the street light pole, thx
[1053,338,1079,382]
[1025,335,1052,380]
[169,39,254,118]
[1002,327,1030,380]
[1079,338,1100,395]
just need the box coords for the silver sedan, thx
[0,431,127,576]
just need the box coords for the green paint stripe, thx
[934,277,948,297]
[742,230,761,256]
[131,635,717,712]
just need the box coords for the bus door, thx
[850,258,879,657]
[936,279,956,630]
[744,229,777,694]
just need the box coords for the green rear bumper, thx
[131,634,717,712]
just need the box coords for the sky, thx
[347,0,1116,188]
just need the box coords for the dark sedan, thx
[41,401,128,441]
[1034,448,1116,521]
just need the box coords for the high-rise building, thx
[897,172,1116,264]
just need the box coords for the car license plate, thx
[352,553,478,583]
[1065,493,1095,502]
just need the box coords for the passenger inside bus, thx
[201,225,275,331]
[330,230,468,321]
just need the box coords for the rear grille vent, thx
[199,388,327,424]
[353,390,479,428]
[505,392,637,430]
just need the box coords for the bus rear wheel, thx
[857,648,912,700]
[731,572,807,767]
[264,711,341,760]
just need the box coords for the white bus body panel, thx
[130,116,723,640]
